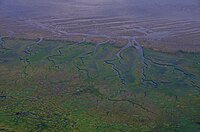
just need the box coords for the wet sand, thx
[0,0,200,52]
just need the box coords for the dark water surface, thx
[0,0,200,51]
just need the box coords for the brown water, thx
[0,0,200,52]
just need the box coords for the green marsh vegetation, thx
[0,38,199,131]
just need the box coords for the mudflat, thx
[0,0,200,52]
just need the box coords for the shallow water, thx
[0,0,200,51]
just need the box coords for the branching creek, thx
[51,25,159,85]
[20,37,43,76]
[1,22,199,92]
[3,23,199,89]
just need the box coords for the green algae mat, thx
[0,38,200,131]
